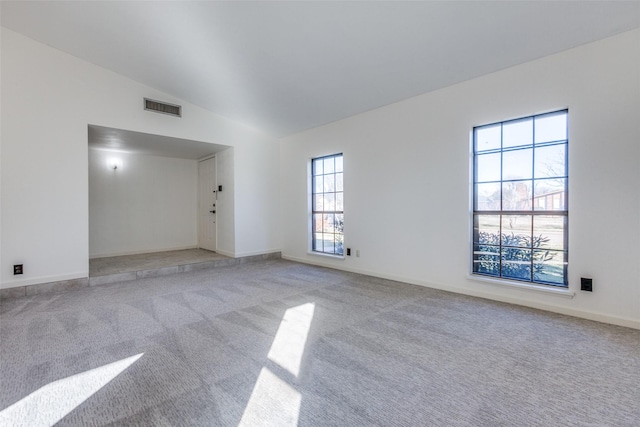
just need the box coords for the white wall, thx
[280,29,640,329]
[1,28,281,288]
[89,150,198,258]
[234,140,281,257]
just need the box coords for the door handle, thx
[210,210,216,214]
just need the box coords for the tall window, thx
[473,110,568,287]
[312,153,344,256]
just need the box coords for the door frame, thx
[198,155,217,251]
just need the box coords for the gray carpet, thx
[1,259,639,426]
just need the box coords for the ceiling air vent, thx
[144,98,182,117]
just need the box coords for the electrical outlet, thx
[13,264,23,275]
[356,249,360,257]
[346,248,351,256]
[581,277,593,292]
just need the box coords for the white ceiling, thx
[88,125,227,160]
[3,1,640,141]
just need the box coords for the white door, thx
[198,157,217,251]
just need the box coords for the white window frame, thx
[472,110,569,287]
[310,153,344,257]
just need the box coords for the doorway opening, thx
[88,125,231,278]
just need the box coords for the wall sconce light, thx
[107,157,123,171]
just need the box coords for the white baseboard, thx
[281,254,640,330]
[421,279,640,331]
[214,248,235,258]
[233,248,281,258]
[1,271,88,289]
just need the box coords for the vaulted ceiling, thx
[3,1,639,138]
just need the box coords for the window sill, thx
[307,251,345,261]
[467,274,575,298]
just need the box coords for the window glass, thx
[535,112,567,144]
[475,124,501,152]
[503,118,533,148]
[534,144,565,179]
[502,148,533,181]
[476,153,501,182]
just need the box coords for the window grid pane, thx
[473,111,568,287]
[312,154,344,256]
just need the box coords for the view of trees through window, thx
[312,153,344,256]
[473,110,568,286]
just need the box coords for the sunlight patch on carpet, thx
[267,302,315,377]
[240,302,315,426]
[238,367,301,427]
[0,353,143,427]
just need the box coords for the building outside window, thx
[472,110,568,286]
[311,153,344,256]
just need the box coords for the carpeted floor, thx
[1,259,639,426]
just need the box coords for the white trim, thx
[214,248,235,258]
[197,156,217,252]
[1,271,88,289]
[307,251,345,261]
[283,254,349,271]
[233,248,282,258]
[467,274,574,298]
[308,153,345,257]
[281,254,639,330]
